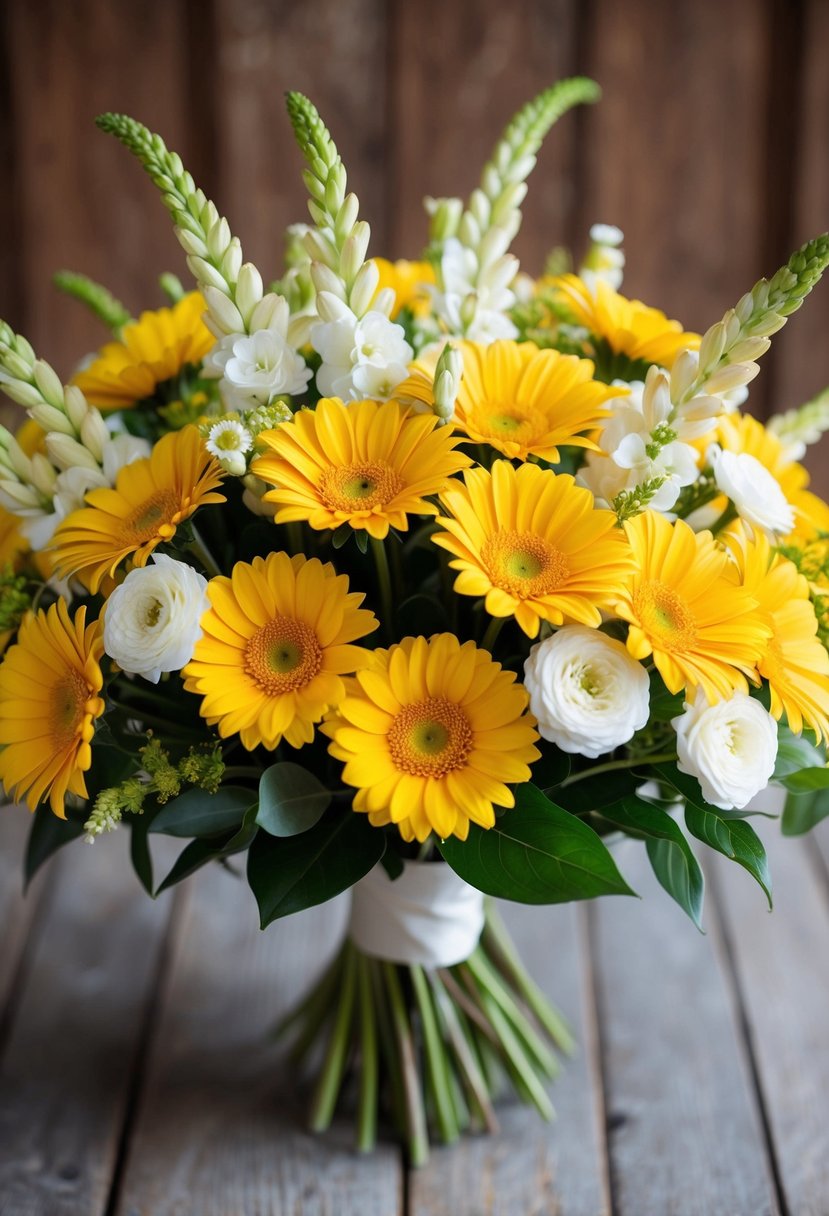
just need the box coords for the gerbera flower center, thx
[319,462,404,512]
[635,580,697,651]
[122,490,181,543]
[388,696,473,778]
[476,402,540,442]
[244,615,322,694]
[482,531,570,598]
[49,669,93,749]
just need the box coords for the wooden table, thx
[1,807,828,1216]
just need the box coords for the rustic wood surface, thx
[1,0,828,490]
[2,806,829,1215]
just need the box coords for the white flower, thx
[311,308,412,401]
[708,444,794,538]
[672,688,778,810]
[429,237,518,345]
[101,433,152,481]
[205,318,311,411]
[103,554,209,683]
[580,222,625,291]
[205,419,253,477]
[524,626,650,758]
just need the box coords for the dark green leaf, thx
[645,833,705,931]
[781,787,829,836]
[24,806,85,887]
[779,766,829,792]
[531,744,571,792]
[652,762,777,819]
[354,529,369,554]
[685,805,772,907]
[331,522,353,550]
[149,785,255,837]
[256,763,331,837]
[648,669,684,722]
[155,805,259,894]
[773,725,824,780]
[438,783,635,904]
[247,809,385,926]
[397,593,448,637]
[380,848,405,881]
[553,767,639,814]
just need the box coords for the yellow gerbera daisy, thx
[553,274,700,369]
[372,258,435,319]
[73,293,214,410]
[717,412,829,542]
[0,601,104,817]
[395,340,622,462]
[183,551,378,751]
[434,460,633,638]
[727,527,829,740]
[324,633,540,842]
[51,426,225,593]
[615,511,771,700]
[251,397,470,540]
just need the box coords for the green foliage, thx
[256,762,332,836]
[24,806,85,888]
[781,787,829,836]
[53,270,131,333]
[438,784,635,904]
[156,805,259,894]
[247,809,386,927]
[149,785,256,838]
[684,805,771,906]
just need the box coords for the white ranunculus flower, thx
[312,308,413,401]
[672,688,778,810]
[708,445,794,538]
[103,555,209,683]
[524,626,650,758]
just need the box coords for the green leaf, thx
[648,669,684,722]
[553,767,639,814]
[437,783,635,905]
[149,785,255,838]
[685,805,772,907]
[24,806,85,887]
[781,787,829,836]
[530,744,571,792]
[155,805,259,894]
[256,763,332,837]
[773,725,824,780]
[651,762,776,819]
[247,809,386,927]
[779,766,829,792]
[645,831,705,931]
[129,804,164,895]
[379,848,405,881]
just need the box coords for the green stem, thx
[466,949,559,1079]
[480,614,506,653]
[711,502,739,535]
[188,522,222,579]
[410,965,459,1144]
[560,752,677,787]
[356,953,378,1153]
[369,956,408,1138]
[383,962,430,1167]
[222,765,264,781]
[370,537,395,638]
[428,971,499,1134]
[308,942,357,1132]
[483,907,575,1053]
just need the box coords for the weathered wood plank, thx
[211,0,390,279]
[580,1,772,340]
[5,0,196,377]
[713,822,829,1216]
[113,866,402,1215]
[0,832,175,1216]
[0,807,45,1018]
[388,0,581,267]
[591,839,779,1216]
[409,901,609,1216]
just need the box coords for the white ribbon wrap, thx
[348,862,485,968]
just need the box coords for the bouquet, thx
[2,76,829,1166]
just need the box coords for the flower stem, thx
[560,752,677,787]
[483,905,575,1053]
[356,953,378,1153]
[188,522,222,579]
[410,964,459,1144]
[370,537,394,638]
[308,942,357,1132]
[383,961,430,1167]
[480,614,505,653]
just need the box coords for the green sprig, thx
[53,271,131,334]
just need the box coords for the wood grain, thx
[590,839,779,1216]
[113,867,403,1215]
[713,824,829,1216]
[408,901,609,1216]
[0,832,175,1216]
[388,0,581,269]
[0,808,46,1018]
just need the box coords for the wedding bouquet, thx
[2,77,829,1165]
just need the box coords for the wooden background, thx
[1,0,828,486]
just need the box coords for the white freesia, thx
[708,444,794,538]
[205,326,311,412]
[103,554,209,684]
[429,237,518,344]
[524,626,650,758]
[312,307,412,401]
[672,689,778,810]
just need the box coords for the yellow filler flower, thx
[0,601,104,817]
[395,340,621,462]
[52,426,225,592]
[73,292,214,410]
[434,460,633,638]
[728,526,829,741]
[183,551,378,751]
[554,274,700,369]
[615,511,771,701]
[252,397,470,540]
[325,633,540,843]
[372,258,435,319]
